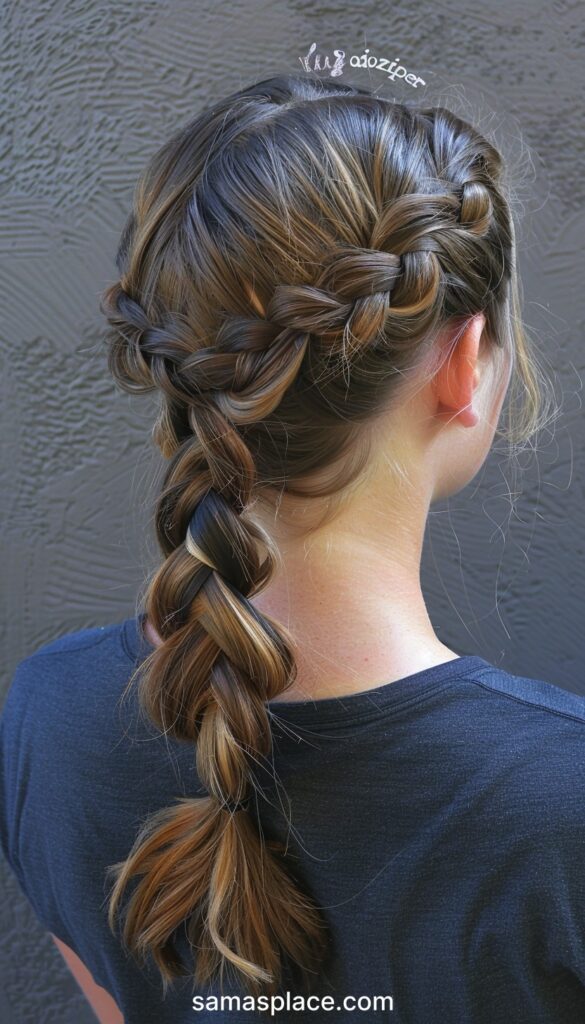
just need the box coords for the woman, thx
[1,73,583,1024]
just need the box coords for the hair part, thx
[100,72,555,999]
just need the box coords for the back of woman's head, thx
[100,72,549,999]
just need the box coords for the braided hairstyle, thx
[100,73,549,999]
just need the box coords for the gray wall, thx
[1,1,582,1019]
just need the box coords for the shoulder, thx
[0,613,187,817]
[0,616,158,815]
[453,663,585,836]
[0,617,168,924]
[0,622,116,886]
[0,619,163,997]
[4,620,123,692]
[464,663,585,727]
[472,667,585,953]
[464,664,585,784]
[0,620,137,744]
[1,614,138,712]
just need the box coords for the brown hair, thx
[100,73,554,999]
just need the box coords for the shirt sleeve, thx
[0,659,33,894]
[540,782,585,988]
[0,643,135,1001]
[0,655,78,952]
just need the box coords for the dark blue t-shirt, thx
[2,612,585,1024]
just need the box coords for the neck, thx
[250,531,459,703]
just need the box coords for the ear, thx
[433,313,486,428]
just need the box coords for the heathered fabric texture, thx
[1,613,585,1024]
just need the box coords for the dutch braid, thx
[101,73,549,1001]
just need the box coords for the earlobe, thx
[457,402,480,428]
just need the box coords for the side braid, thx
[104,282,328,997]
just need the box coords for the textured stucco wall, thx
[1,1,583,1019]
